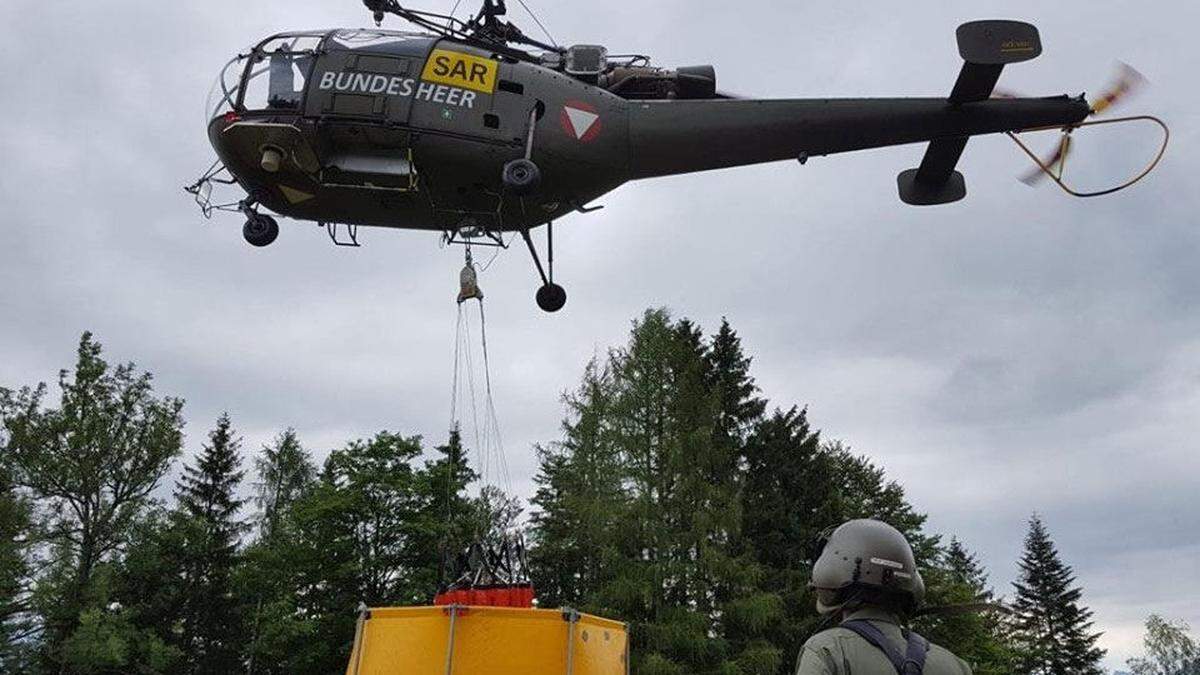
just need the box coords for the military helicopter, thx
[188,0,1165,312]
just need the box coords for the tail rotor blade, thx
[1089,61,1146,115]
[1019,135,1071,185]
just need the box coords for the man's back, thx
[796,608,973,675]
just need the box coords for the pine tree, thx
[173,414,247,675]
[1011,515,1105,674]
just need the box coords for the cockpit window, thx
[240,36,321,112]
[206,34,324,121]
[327,29,424,51]
[206,52,248,121]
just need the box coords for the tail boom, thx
[627,95,1091,179]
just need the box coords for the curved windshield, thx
[206,53,246,121]
[205,33,325,122]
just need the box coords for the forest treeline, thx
[0,309,1184,674]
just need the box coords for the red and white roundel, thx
[560,100,602,142]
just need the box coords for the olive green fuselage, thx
[210,31,1090,233]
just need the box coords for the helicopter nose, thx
[260,147,284,173]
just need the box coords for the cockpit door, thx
[304,51,418,124]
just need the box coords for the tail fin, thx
[898,20,1043,206]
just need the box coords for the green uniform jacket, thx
[796,608,973,675]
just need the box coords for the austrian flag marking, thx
[561,101,601,142]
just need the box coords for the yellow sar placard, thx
[421,49,498,94]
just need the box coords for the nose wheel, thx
[243,214,279,247]
[240,200,279,247]
[520,223,566,313]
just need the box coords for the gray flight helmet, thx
[809,519,926,615]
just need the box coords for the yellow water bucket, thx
[344,605,629,675]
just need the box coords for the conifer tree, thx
[529,359,624,608]
[917,538,1016,674]
[738,406,835,670]
[706,318,767,448]
[531,311,775,674]
[1011,515,1105,674]
[173,414,247,675]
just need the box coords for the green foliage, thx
[60,607,180,675]
[915,538,1016,674]
[253,428,315,541]
[239,429,485,675]
[1127,615,1200,675]
[0,459,36,669]
[0,332,184,667]
[532,310,764,674]
[171,414,248,674]
[530,311,1032,675]
[1010,515,1105,674]
[0,320,1072,675]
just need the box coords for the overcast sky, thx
[1,0,1197,669]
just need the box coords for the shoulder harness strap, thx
[840,620,930,674]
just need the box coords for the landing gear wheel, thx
[243,214,279,247]
[536,283,567,313]
[502,159,541,196]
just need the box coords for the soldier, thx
[797,519,972,675]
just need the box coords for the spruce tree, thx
[918,538,1016,674]
[706,318,767,449]
[173,414,247,675]
[1011,515,1105,674]
[531,311,772,674]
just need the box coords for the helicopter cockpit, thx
[206,25,723,126]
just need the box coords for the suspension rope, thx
[476,301,511,492]
[449,250,508,494]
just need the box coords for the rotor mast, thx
[362,0,560,54]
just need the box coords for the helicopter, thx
[188,0,1163,312]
